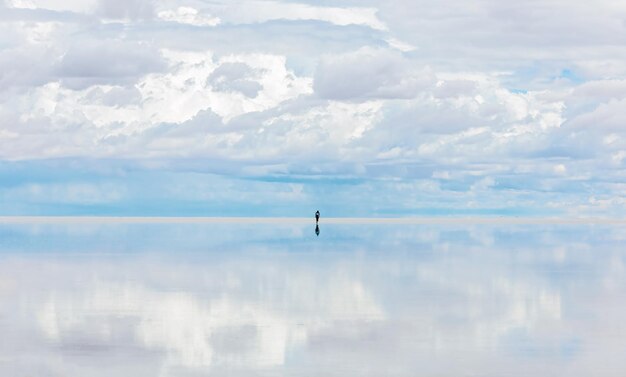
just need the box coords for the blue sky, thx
[1,0,626,216]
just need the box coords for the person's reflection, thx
[315,224,320,236]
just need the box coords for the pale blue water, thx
[0,221,625,376]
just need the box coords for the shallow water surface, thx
[0,221,625,376]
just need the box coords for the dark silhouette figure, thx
[315,224,320,236]
[315,210,320,223]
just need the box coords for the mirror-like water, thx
[1,221,624,376]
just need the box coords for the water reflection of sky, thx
[1,222,625,376]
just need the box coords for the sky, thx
[1,0,626,216]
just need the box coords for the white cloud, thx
[207,62,262,97]
[157,6,220,27]
[384,37,416,52]
[96,0,155,20]
[6,0,35,9]
[314,48,435,100]
[0,48,315,159]
[6,0,97,13]
[206,0,387,30]
[56,40,166,90]
[572,79,626,101]
[1,0,626,214]
[567,98,626,132]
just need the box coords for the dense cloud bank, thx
[1,0,626,215]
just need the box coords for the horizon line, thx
[1,216,626,225]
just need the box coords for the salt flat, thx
[1,221,625,376]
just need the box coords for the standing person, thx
[315,210,320,223]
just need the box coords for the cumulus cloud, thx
[96,0,155,20]
[157,6,220,27]
[56,40,166,90]
[205,1,387,30]
[86,85,143,107]
[0,45,56,91]
[207,62,263,98]
[572,79,626,101]
[433,79,477,98]
[566,98,626,132]
[1,0,626,214]
[5,0,97,13]
[314,48,435,100]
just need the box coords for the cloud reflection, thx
[1,222,625,376]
